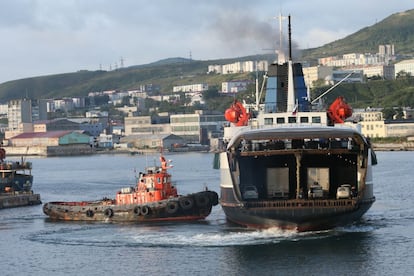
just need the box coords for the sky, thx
[0,0,413,84]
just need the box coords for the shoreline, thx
[3,143,413,158]
[372,142,414,151]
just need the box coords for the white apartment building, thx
[359,119,414,138]
[302,66,333,87]
[8,99,32,131]
[319,53,384,67]
[394,59,414,77]
[332,70,364,83]
[208,60,269,75]
[54,98,74,111]
[353,108,414,138]
[0,104,8,116]
[173,83,208,93]
[378,44,395,56]
[6,98,33,139]
[353,109,383,122]
[208,65,223,74]
[170,112,226,144]
[123,112,226,145]
[221,80,253,93]
[362,65,395,80]
[124,115,171,136]
[222,62,243,74]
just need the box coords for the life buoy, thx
[195,194,210,208]
[224,100,250,126]
[104,208,114,218]
[141,205,150,216]
[166,201,179,214]
[179,197,194,210]
[86,209,94,217]
[133,206,141,216]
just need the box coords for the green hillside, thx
[312,78,414,109]
[302,9,414,62]
[0,56,270,103]
[0,9,414,108]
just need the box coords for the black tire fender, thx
[141,205,150,216]
[195,194,210,208]
[166,201,179,214]
[179,197,194,210]
[133,206,141,216]
[86,209,94,218]
[104,208,114,218]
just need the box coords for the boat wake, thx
[25,220,377,248]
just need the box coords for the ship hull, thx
[43,190,218,222]
[219,127,377,232]
[221,194,375,231]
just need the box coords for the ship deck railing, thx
[244,198,356,209]
[238,147,360,157]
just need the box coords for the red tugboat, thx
[43,154,219,222]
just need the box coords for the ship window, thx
[312,116,321,123]
[276,117,285,124]
[300,117,309,123]
[264,118,273,125]
[157,177,161,183]
[288,117,296,123]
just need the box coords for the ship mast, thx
[286,15,296,113]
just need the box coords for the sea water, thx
[0,151,413,275]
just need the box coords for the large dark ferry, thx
[43,153,219,222]
[0,147,41,209]
[217,16,377,231]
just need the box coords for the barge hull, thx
[0,192,42,209]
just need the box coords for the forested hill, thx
[0,9,414,106]
[302,9,414,61]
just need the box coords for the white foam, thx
[130,227,302,247]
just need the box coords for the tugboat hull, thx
[43,191,219,222]
[43,153,219,223]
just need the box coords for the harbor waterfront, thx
[0,151,413,275]
[3,141,414,157]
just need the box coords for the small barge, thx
[0,147,41,209]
